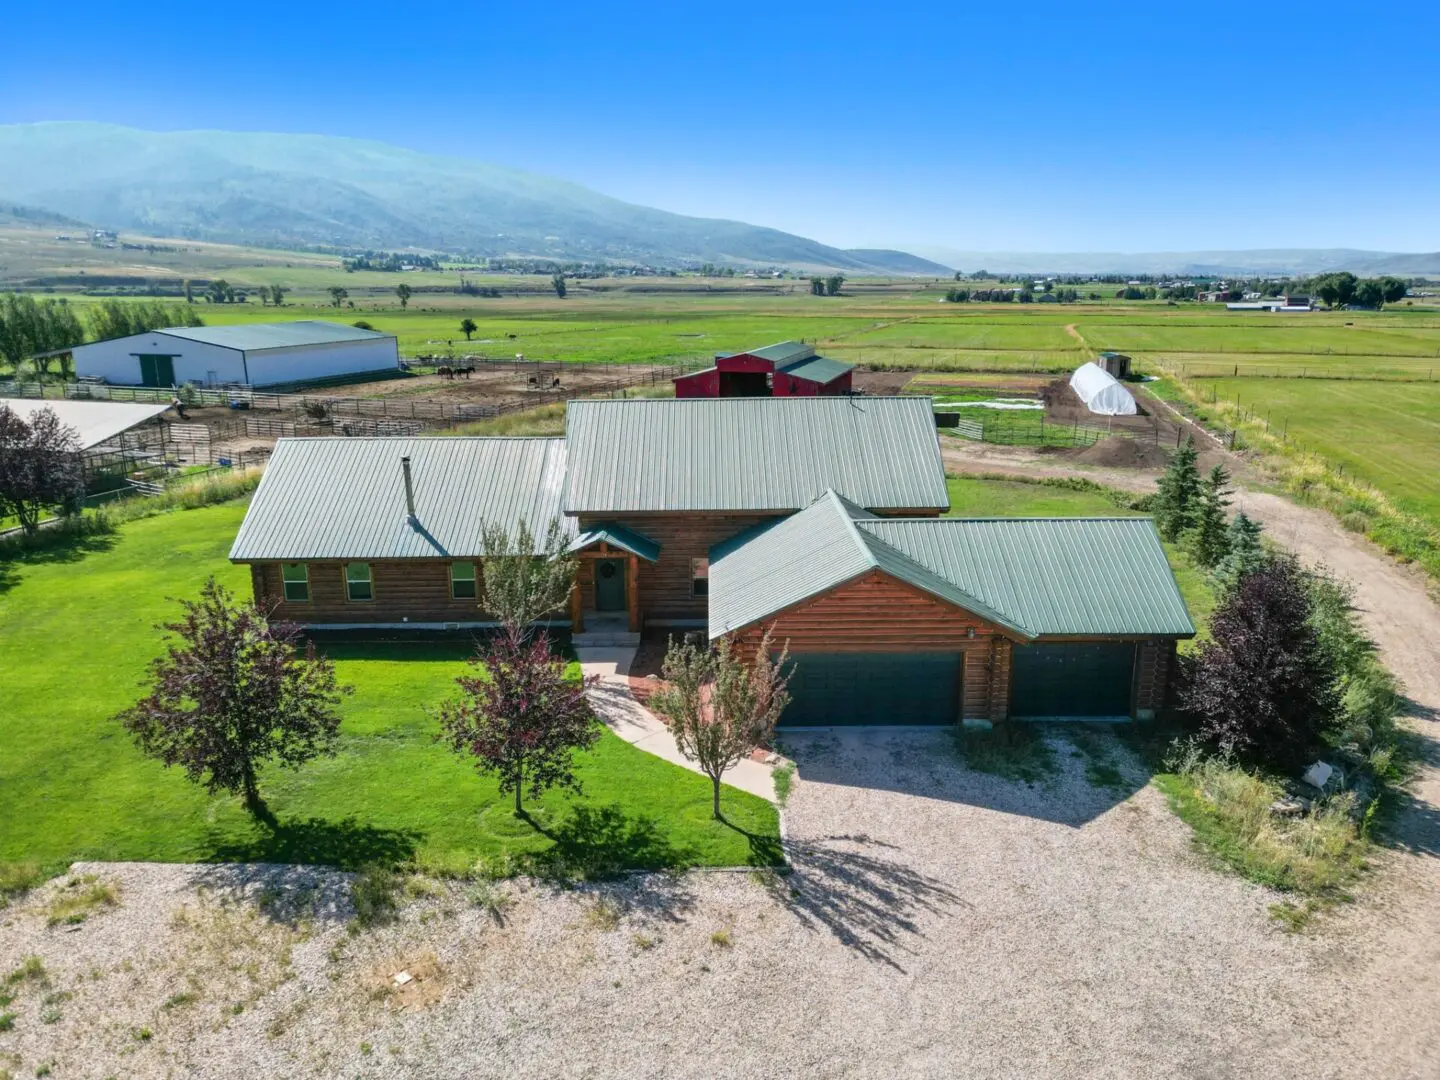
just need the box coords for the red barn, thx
[674,340,854,398]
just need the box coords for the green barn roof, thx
[778,355,853,384]
[229,437,570,561]
[564,397,947,513]
[708,491,1195,640]
[733,341,815,366]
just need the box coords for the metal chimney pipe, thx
[401,456,416,521]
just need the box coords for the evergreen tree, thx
[1213,512,1267,594]
[1188,464,1233,568]
[1152,436,1202,542]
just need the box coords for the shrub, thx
[1180,556,1338,770]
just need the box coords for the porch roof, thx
[568,522,661,562]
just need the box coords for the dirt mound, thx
[1067,435,1171,469]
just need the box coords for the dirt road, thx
[944,436,1440,1074]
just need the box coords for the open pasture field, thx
[1077,318,1440,358]
[1196,377,1440,523]
[0,500,778,875]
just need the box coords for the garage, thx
[781,652,961,727]
[1009,642,1136,719]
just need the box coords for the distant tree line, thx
[342,251,442,273]
[0,294,205,380]
[810,275,845,296]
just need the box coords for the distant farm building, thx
[71,321,399,389]
[1069,362,1138,416]
[674,341,854,398]
[1094,351,1132,379]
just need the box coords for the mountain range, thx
[909,246,1440,277]
[0,122,952,275]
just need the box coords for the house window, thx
[450,561,477,600]
[691,558,709,598]
[345,562,373,602]
[281,563,309,603]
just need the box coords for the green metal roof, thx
[568,522,661,562]
[229,437,571,561]
[734,341,815,366]
[564,397,948,513]
[708,491,1029,639]
[777,355,853,384]
[708,492,1195,640]
[856,517,1196,638]
[159,320,393,352]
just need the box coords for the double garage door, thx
[781,652,961,727]
[1009,642,1136,719]
[780,643,1138,727]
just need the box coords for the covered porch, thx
[568,523,660,645]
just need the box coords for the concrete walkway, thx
[576,646,778,802]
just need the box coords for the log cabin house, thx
[230,396,1193,726]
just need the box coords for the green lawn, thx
[944,475,1139,517]
[0,501,778,875]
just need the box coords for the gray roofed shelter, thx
[730,341,816,367]
[708,490,1194,641]
[563,397,947,513]
[0,397,171,451]
[229,437,571,561]
[777,355,853,384]
[157,321,391,352]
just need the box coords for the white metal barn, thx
[71,321,399,388]
[1069,361,1138,416]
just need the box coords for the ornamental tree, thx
[0,404,85,534]
[437,627,599,815]
[1213,512,1267,594]
[650,631,791,819]
[119,579,350,820]
[477,516,577,637]
[1187,464,1233,569]
[1179,556,1338,771]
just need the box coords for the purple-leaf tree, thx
[0,404,85,534]
[437,627,599,816]
[119,578,351,820]
[1179,555,1339,771]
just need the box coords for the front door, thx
[137,354,177,387]
[595,558,626,612]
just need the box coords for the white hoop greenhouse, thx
[1069,361,1137,416]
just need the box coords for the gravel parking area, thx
[1,728,1434,1079]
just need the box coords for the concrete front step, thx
[572,631,641,648]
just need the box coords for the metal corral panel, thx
[708,491,1026,639]
[0,397,170,451]
[857,517,1195,638]
[778,356,853,384]
[160,321,392,352]
[564,397,948,513]
[229,437,571,561]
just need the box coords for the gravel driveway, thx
[5,726,1434,1079]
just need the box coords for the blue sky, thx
[2,2,1436,253]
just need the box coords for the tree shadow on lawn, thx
[205,814,421,871]
[0,528,117,593]
[761,832,970,972]
[524,804,699,882]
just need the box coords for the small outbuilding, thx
[674,341,853,398]
[1070,361,1138,416]
[1095,351,1132,379]
[71,321,399,389]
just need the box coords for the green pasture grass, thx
[943,475,1142,518]
[827,346,1083,373]
[824,319,1081,351]
[1198,377,1440,522]
[1078,320,1440,357]
[1137,352,1440,381]
[0,500,778,874]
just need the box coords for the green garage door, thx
[781,652,961,727]
[1010,643,1135,719]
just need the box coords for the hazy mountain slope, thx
[844,249,953,275]
[911,246,1440,276]
[0,122,930,273]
